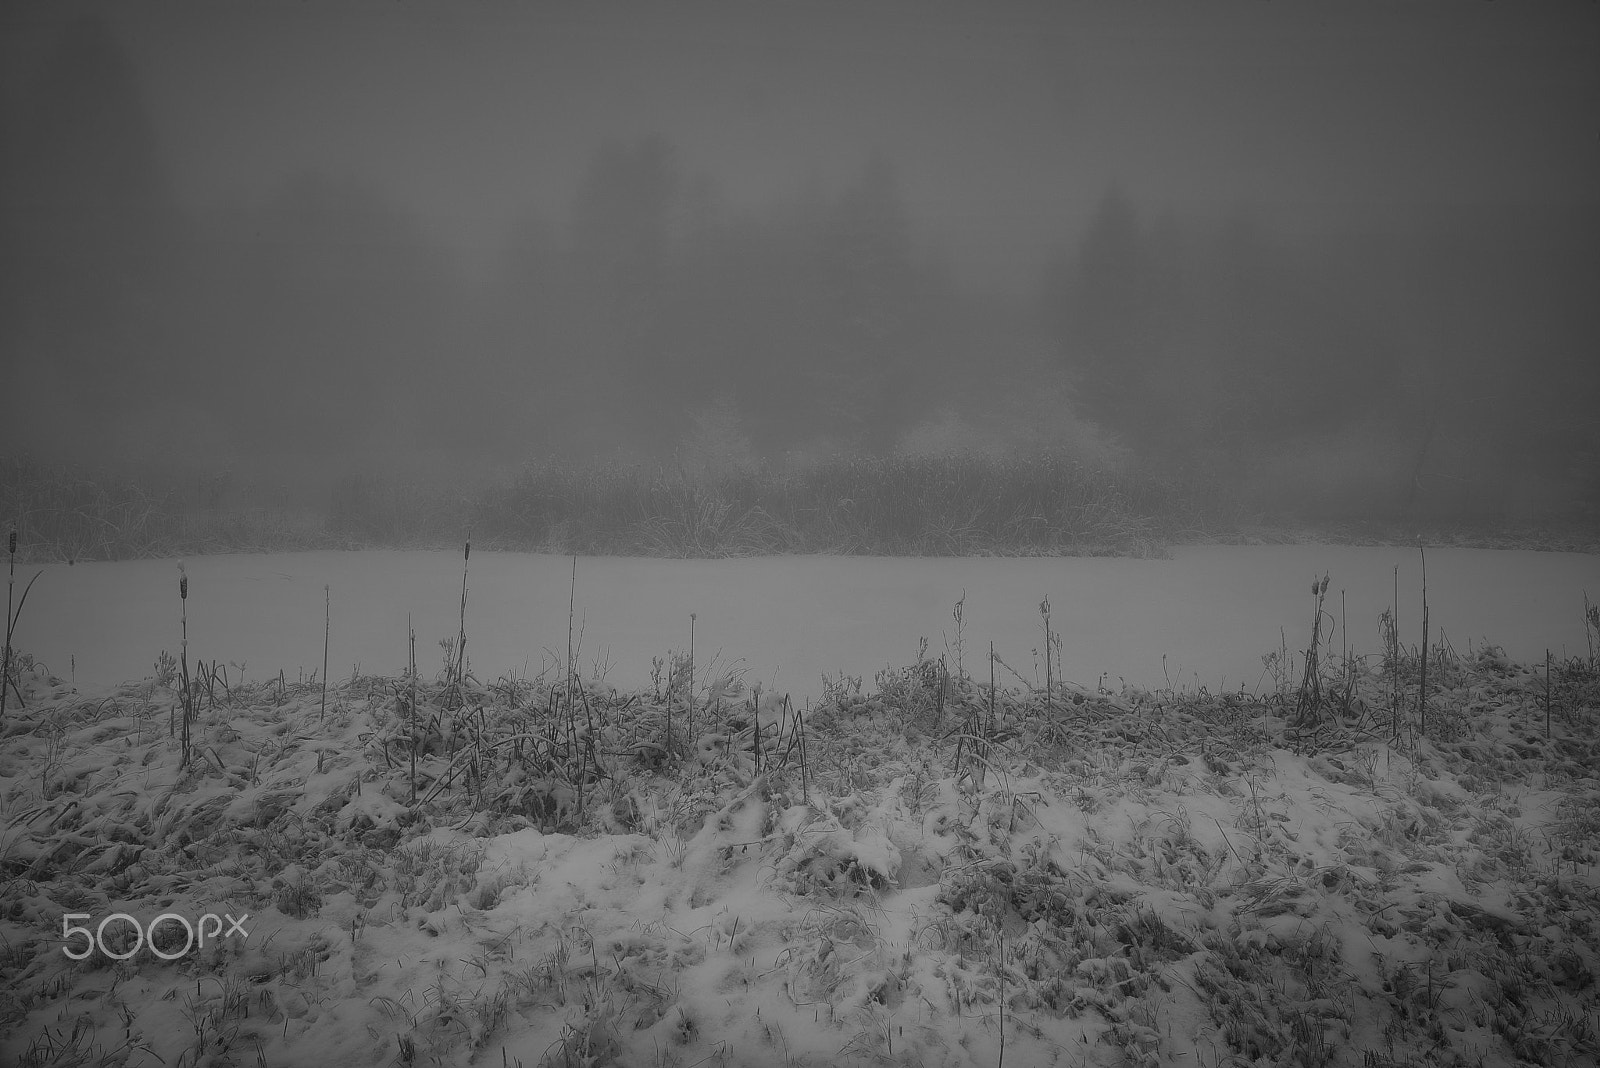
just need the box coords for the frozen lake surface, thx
[20,545,1600,701]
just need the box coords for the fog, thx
[3,1,1597,523]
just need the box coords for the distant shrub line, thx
[6,452,1592,562]
[5,452,1235,561]
[469,453,1232,557]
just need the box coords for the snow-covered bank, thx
[1,634,1597,1066]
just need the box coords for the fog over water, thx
[2,2,1597,523]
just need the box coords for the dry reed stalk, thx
[1295,575,1329,728]
[947,591,968,682]
[408,615,417,803]
[774,693,801,768]
[997,919,1007,1068]
[2,529,12,719]
[798,701,809,805]
[1546,649,1553,738]
[566,555,576,712]
[564,554,582,824]
[1391,565,1402,744]
[1040,596,1053,714]
[1585,593,1599,674]
[1418,548,1429,737]
[1,530,41,717]
[688,612,696,750]
[752,683,762,774]
[179,565,192,766]
[455,539,470,695]
[1341,589,1347,665]
[320,585,330,721]
[981,642,995,792]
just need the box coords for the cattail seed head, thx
[8,529,15,555]
[464,540,471,562]
[181,575,188,600]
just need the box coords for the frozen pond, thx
[17,546,1600,702]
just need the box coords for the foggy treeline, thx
[3,18,1597,523]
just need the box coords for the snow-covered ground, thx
[17,546,1600,703]
[2,548,1597,1067]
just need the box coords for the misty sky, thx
[6,0,1595,292]
[2,0,1598,521]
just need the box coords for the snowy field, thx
[17,546,1600,703]
[2,546,1598,1067]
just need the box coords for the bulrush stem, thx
[179,565,191,766]
[1418,548,1429,738]
[456,538,470,694]
[1546,649,1553,738]
[1040,596,1053,714]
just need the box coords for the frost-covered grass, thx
[1,583,1596,1067]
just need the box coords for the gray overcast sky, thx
[3,0,1598,290]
